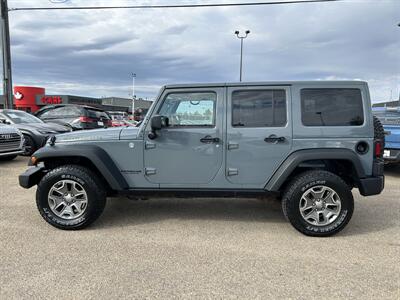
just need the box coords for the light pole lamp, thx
[235,30,250,82]
[132,73,136,118]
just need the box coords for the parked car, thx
[20,81,384,237]
[0,109,71,156]
[373,106,400,163]
[34,104,112,130]
[0,123,24,161]
[108,111,134,127]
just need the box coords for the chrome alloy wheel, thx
[48,180,88,220]
[299,185,342,226]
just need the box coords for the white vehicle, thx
[0,123,24,161]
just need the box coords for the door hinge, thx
[145,141,156,149]
[227,141,239,150]
[145,168,157,175]
[227,168,239,176]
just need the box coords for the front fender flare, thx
[32,144,129,191]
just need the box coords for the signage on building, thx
[40,96,63,105]
[14,92,24,100]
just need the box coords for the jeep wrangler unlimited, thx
[19,81,385,236]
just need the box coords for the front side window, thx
[232,89,287,127]
[301,88,364,126]
[158,92,216,127]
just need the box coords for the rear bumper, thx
[19,166,45,189]
[358,176,384,196]
[383,148,400,162]
[358,159,385,196]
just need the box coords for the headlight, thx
[38,130,55,135]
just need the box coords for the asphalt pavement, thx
[0,157,399,299]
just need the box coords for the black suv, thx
[35,105,112,130]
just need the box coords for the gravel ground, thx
[0,156,399,299]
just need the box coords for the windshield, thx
[374,111,400,126]
[3,110,44,124]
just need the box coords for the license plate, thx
[98,121,104,126]
[383,150,390,158]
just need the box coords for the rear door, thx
[226,86,292,187]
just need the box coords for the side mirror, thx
[0,118,10,124]
[149,115,169,139]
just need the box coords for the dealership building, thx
[0,86,153,113]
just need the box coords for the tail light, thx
[106,119,112,127]
[374,140,383,158]
[79,116,94,123]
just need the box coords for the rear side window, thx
[40,106,82,118]
[301,88,364,126]
[87,109,110,120]
[232,89,287,127]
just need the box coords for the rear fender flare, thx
[265,149,366,192]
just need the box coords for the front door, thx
[226,86,292,187]
[144,88,224,186]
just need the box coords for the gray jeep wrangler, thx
[19,81,385,236]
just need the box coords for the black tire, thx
[373,115,385,146]
[282,170,354,237]
[36,165,106,230]
[22,135,36,156]
[0,155,17,161]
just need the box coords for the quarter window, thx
[158,92,216,127]
[301,88,364,126]
[232,89,287,127]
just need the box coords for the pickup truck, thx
[373,107,400,163]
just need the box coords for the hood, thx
[56,127,123,143]
[15,122,70,133]
[120,126,140,140]
[0,124,21,135]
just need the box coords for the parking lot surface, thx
[1,157,399,299]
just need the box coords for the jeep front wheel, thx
[36,165,106,230]
[282,170,354,237]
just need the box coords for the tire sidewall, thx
[288,177,353,236]
[37,169,100,228]
[22,135,36,156]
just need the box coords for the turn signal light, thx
[374,141,383,158]
[30,156,37,165]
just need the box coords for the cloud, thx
[3,0,399,102]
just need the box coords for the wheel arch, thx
[32,144,129,192]
[265,149,366,192]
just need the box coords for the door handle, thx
[200,135,220,144]
[264,134,286,143]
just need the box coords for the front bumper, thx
[19,166,45,189]
[0,149,23,157]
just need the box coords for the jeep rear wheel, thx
[282,170,354,237]
[36,165,106,230]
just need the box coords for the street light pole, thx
[132,73,136,119]
[1,0,13,109]
[235,30,250,82]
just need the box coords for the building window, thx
[301,88,364,126]
[232,89,287,127]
